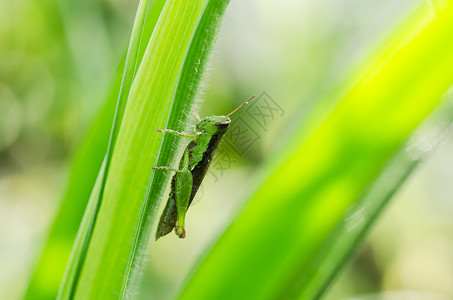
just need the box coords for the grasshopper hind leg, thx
[173,151,192,238]
[175,226,186,238]
[154,149,193,240]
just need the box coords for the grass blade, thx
[24,61,118,300]
[178,3,453,300]
[68,0,230,298]
[25,1,166,299]
[301,99,453,299]
[57,0,153,298]
[120,0,230,297]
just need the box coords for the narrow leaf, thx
[71,1,230,298]
[179,3,453,300]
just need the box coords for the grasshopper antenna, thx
[226,95,256,117]
[193,106,201,121]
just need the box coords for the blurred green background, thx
[1,0,453,299]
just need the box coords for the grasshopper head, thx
[194,95,255,134]
[196,116,231,134]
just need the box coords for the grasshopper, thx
[153,95,255,240]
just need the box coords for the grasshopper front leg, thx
[157,129,195,139]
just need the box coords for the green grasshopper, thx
[153,95,255,240]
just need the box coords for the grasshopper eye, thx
[215,121,230,129]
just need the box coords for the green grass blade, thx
[24,69,118,300]
[25,1,166,299]
[68,0,231,298]
[57,0,160,298]
[57,161,104,299]
[302,100,453,299]
[178,3,453,300]
[120,1,230,297]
